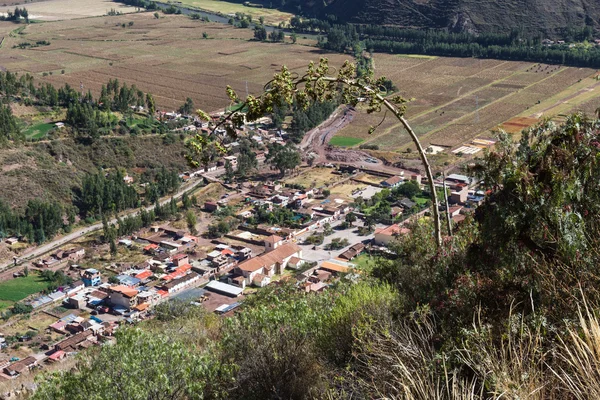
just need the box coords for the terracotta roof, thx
[144,244,159,251]
[133,303,150,311]
[4,356,37,374]
[375,224,410,237]
[221,249,234,256]
[171,253,188,261]
[288,257,301,265]
[110,285,138,298]
[238,242,301,272]
[264,234,283,243]
[48,350,65,361]
[237,257,266,273]
[90,290,108,299]
[135,270,153,281]
[55,330,93,351]
[253,273,268,282]
[321,261,350,273]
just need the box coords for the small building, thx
[287,256,304,270]
[205,281,244,297]
[252,273,271,288]
[171,253,189,267]
[5,237,18,245]
[374,224,410,246]
[108,285,139,310]
[264,234,283,252]
[381,175,403,188]
[411,174,422,184]
[223,155,238,166]
[339,243,365,261]
[205,201,219,212]
[3,356,38,377]
[399,198,417,210]
[82,268,101,287]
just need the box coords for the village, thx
[0,110,486,381]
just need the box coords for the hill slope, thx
[315,0,600,35]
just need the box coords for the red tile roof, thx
[375,224,411,237]
[264,234,283,243]
[135,270,153,281]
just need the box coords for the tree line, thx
[0,199,67,244]
[320,23,600,68]
[78,167,180,218]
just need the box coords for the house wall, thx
[374,233,396,246]
[110,293,136,310]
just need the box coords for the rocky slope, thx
[311,0,600,36]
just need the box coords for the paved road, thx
[0,176,208,273]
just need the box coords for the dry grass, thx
[554,301,600,399]
[283,167,340,188]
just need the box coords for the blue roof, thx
[60,314,78,323]
[116,275,141,286]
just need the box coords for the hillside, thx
[303,0,600,35]
[0,135,188,209]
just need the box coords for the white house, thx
[373,224,410,246]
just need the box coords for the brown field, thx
[501,117,540,134]
[338,54,600,151]
[0,12,346,111]
[0,0,137,20]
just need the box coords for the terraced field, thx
[336,54,600,151]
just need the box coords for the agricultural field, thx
[174,0,293,26]
[336,54,600,151]
[0,12,345,112]
[329,136,364,147]
[0,0,137,20]
[23,122,54,139]
[0,273,52,304]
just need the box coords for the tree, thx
[145,93,156,116]
[224,159,235,182]
[345,212,357,226]
[268,144,301,176]
[323,222,333,236]
[178,97,194,115]
[23,266,29,277]
[187,58,443,248]
[185,210,197,234]
[291,32,297,44]
[12,302,32,315]
[33,328,233,400]
[153,11,159,19]
[254,25,267,41]
[202,32,208,39]
[394,180,421,199]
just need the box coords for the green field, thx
[329,136,364,147]
[0,300,12,311]
[23,122,54,140]
[0,274,52,303]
